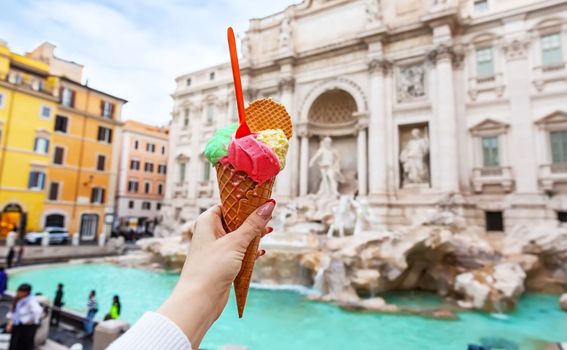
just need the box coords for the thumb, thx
[230,200,275,251]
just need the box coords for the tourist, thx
[15,244,24,266]
[51,283,64,326]
[6,283,43,350]
[6,247,15,268]
[107,202,275,350]
[84,290,98,336]
[0,267,7,297]
[105,295,121,320]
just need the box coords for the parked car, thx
[25,227,70,245]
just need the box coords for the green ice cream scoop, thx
[204,123,238,165]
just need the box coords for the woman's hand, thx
[158,201,275,348]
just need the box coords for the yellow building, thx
[0,41,126,241]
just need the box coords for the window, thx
[28,171,46,190]
[142,202,151,210]
[158,164,167,174]
[96,155,106,171]
[128,180,139,193]
[209,72,215,80]
[0,93,5,108]
[474,0,488,13]
[157,203,162,210]
[144,182,151,194]
[90,187,105,204]
[542,33,563,67]
[32,79,44,92]
[203,161,210,182]
[557,211,567,223]
[476,47,494,77]
[40,106,52,119]
[183,109,190,127]
[61,87,75,108]
[53,147,65,165]
[161,146,166,154]
[179,163,186,182]
[144,162,154,173]
[550,131,567,164]
[79,214,98,241]
[146,143,155,152]
[130,160,140,170]
[207,104,214,123]
[134,140,139,150]
[482,136,499,167]
[128,201,135,209]
[34,137,49,154]
[100,101,114,118]
[186,78,191,86]
[48,182,60,201]
[157,183,164,195]
[485,211,504,232]
[54,115,69,133]
[97,126,113,143]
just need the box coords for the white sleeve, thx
[107,312,191,350]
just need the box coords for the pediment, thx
[469,118,509,135]
[175,153,190,162]
[536,111,567,126]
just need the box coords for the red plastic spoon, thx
[227,27,251,138]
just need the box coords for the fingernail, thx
[260,250,266,256]
[267,227,273,234]
[257,200,275,219]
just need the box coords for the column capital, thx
[354,112,369,130]
[427,43,464,68]
[368,58,392,75]
[278,77,295,93]
[296,122,309,137]
[245,88,258,101]
[502,38,530,61]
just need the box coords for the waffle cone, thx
[216,98,292,318]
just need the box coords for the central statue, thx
[400,128,429,186]
[309,136,344,197]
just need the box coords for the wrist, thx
[157,282,216,348]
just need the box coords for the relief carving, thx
[397,64,426,101]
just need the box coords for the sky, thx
[0,0,297,126]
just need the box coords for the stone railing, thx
[539,163,567,191]
[173,182,188,198]
[197,180,214,196]
[472,166,514,193]
[533,62,567,92]
[468,73,505,101]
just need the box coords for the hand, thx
[158,201,275,348]
[6,321,12,333]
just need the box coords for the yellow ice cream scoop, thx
[256,129,289,169]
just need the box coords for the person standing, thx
[7,283,43,350]
[0,267,7,298]
[84,290,98,336]
[15,244,24,267]
[6,247,15,268]
[51,283,64,326]
[105,295,121,320]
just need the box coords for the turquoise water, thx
[9,263,567,350]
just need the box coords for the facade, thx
[115,120,168,235]
[164,0,567,233]
[0,41,126,241]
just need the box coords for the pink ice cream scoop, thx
[226,134,280,184]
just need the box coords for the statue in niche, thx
[365,0,382,24]
[279,11,293,50]
[397,64,426,101]
[400,128,429,186]
[309,136,345,197]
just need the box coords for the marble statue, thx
[327,195,356,238]
[365,0,382,24]
[279,12,293,50]
[352,198,376,236]
[398,64,426,101]
[400,128,429,185]
[309,136,345,197]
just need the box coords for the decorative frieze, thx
[396,63,426,102]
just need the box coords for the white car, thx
[25,227,70,245]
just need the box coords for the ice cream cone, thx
[215,98,292,318]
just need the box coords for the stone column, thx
[298,123,310,196]
[431,44,459,193]
[356,115,369,196]
[278,77,295,199]
[367,59,389,198]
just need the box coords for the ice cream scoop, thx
[256,129,288,169]
[226,134,281,184]
[205,123,238,165]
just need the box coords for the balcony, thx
[472,166,514,193]
[197,181,214,196]
[468,73,505,101]
[539,163,567,191]
[533,63,567,92]
[173,182,188,198]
